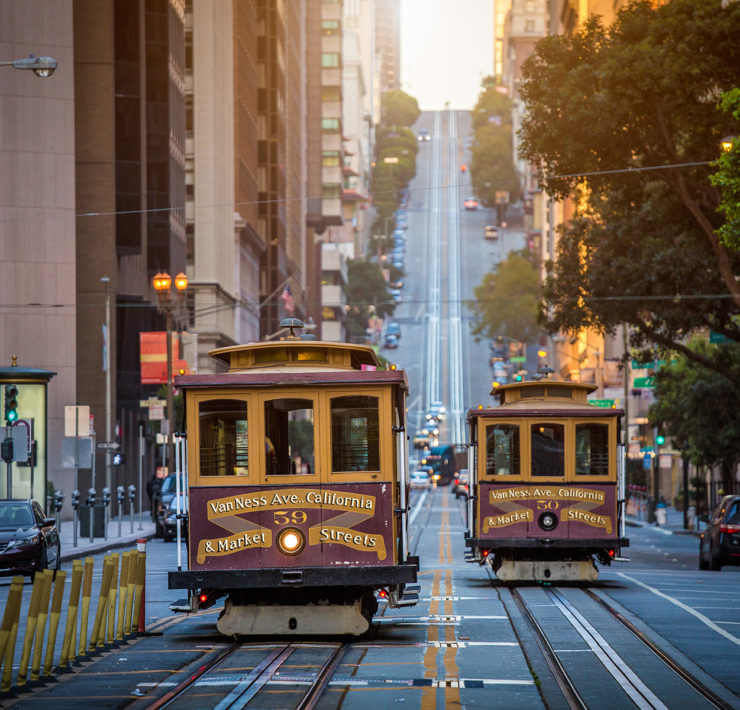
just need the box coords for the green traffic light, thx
[656,435,665,446]
[6,410,18,423]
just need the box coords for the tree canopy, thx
[343,259,395,339]
[468,250,540,343]
[649,340,740,494]
[469,83,520,207]
[381,90,421,127]
[519,0,740,382]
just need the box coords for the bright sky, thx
[400,0,494,111]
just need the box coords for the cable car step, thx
[169,598,191,613]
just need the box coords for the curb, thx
[625,518,702,537]
[60,532,157,563]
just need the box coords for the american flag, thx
[280,283,295,314]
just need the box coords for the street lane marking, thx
[618,572,740,646]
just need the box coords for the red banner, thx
[139,332,189,384]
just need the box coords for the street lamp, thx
[152,271,188,476]
[0,55,57,77]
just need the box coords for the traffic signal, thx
[656,435,665,446]
[514,373,524,382]
[4,384,19,423]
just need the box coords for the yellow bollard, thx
[60,560,83,667]
[106,553,119,644]
[133,549,147,633]
[124,551,137,636]
[78,557,95,657]
[30,569,54,681]
[44,569,67,676]
[16,572,44,687]
[0,577,24,691]
[90,557,114,650]
[116,553,130,641]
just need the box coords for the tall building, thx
[374,0,400,93]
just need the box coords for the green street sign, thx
[633,376,655,388]
[709,331,733,344]
[510,356,526,363]
[590,399,615,408]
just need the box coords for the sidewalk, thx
[57,512,156,563]
[626,504,704,537]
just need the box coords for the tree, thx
[711,89,740,253]
[469,82,520,207]
[649,339,740,495]
[381,90,421,127]
[468,251,540,343]
[519,0,740,379]
[343,259,395,339]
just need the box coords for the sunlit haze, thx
[401,0,494,111]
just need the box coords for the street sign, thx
[96,441,120,450]
[149,405,165,421]
[633,376,655,388]
[139,397,165,408]
[643,453,652,470]
[510,356,526,363]
[62,436,93,468]
[589,399,615,408]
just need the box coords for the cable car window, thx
[485,424,520,476]
[264,398,315,476]
[575,423,609,475]
[331,396,379,472]
[199,399,248,476]
[531,423,564,477]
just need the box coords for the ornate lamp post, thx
[152,271,188,474]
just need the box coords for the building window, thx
[525,19,535,32]
[322,20,340,36]
[321,53,340,68]
[322,183,341,199]
[322,150,341,167]
[322,86,341,102]
[322,118,340,133]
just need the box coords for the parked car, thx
[392,260,404,270]
[154,473,186,537]
[454,470,470,499]
[384,333,399,349]
[0,499,60,578]
[464,197,478,210]
[391,289,402,302]
[162,494,189,543]
[484,225,499,239]
[699,495,740,570]
[410,471,431,490]
[390,279,404,290]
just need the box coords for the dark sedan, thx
[700,495,740,570]
[0,499,60,578]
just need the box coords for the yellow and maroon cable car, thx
[169,320,419,635]
[465,380,629,582]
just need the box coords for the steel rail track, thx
[142,641,345,710]
[512,586,734,710]
[584,589,735,710]
[509,587,589,710]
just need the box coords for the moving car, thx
[0,499,60,578]
[417,129,431,142]
[700,495,740,570]
[390,280,403,290]
[410,471,431,490]
[464,197,478,210]
[454,470,470,499]
[387,322,401,339]
[384,333,399,349]
[484,225,498,239]
[391,289,402,302]
[425,402,446,424]
[413,429,432,448]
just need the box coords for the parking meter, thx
[71,489,80,511]
[53,490,64,513]
[102,487,111,507]
[86,487,96,507]
[128,484,137,533]
[117,485,125,537]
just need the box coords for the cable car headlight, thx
[277,527,305,556]
[538,511,558,532]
